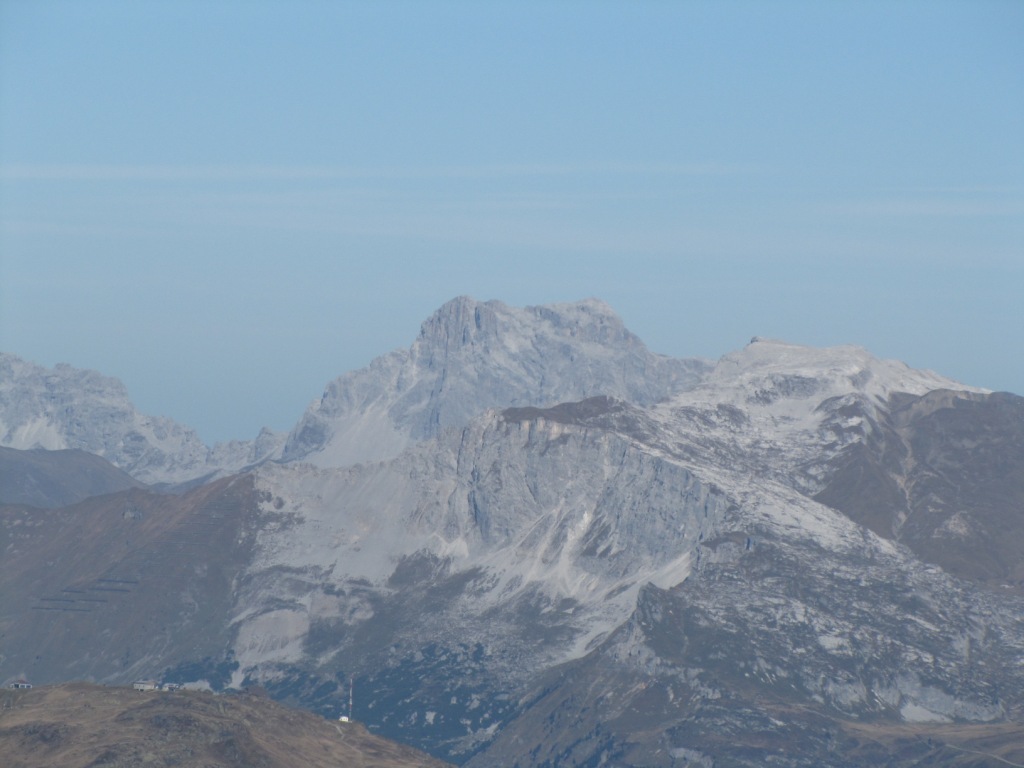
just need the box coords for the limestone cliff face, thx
[280,296,710,466]
[0,353,220,484]
[235,370,1023,764]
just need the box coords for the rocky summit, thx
[2,298,1023,766]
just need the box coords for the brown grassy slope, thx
[836,719,1024,768]
[0,682,452,768]
[0,475,258,685]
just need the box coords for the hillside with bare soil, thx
[0,683,451,768]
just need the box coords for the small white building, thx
[132,680,158,691]
[9,680,32,689]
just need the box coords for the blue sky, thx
[2,1,1022,443]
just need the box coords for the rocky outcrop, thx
[280,296,709,466]
[0,353,284,485]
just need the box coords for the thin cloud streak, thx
[0,162,762,183]
[826,197,1024,218]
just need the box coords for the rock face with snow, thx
[280,296,710,466]
[0,353,284,485]
[2,301,1023,767]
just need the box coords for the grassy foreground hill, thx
[0,682,451,768]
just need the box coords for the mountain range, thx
[2,297,1022,767]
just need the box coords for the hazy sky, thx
[2,1,1022,443]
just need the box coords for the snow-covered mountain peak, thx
[646,339,992,498]
[701,337,986,409]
